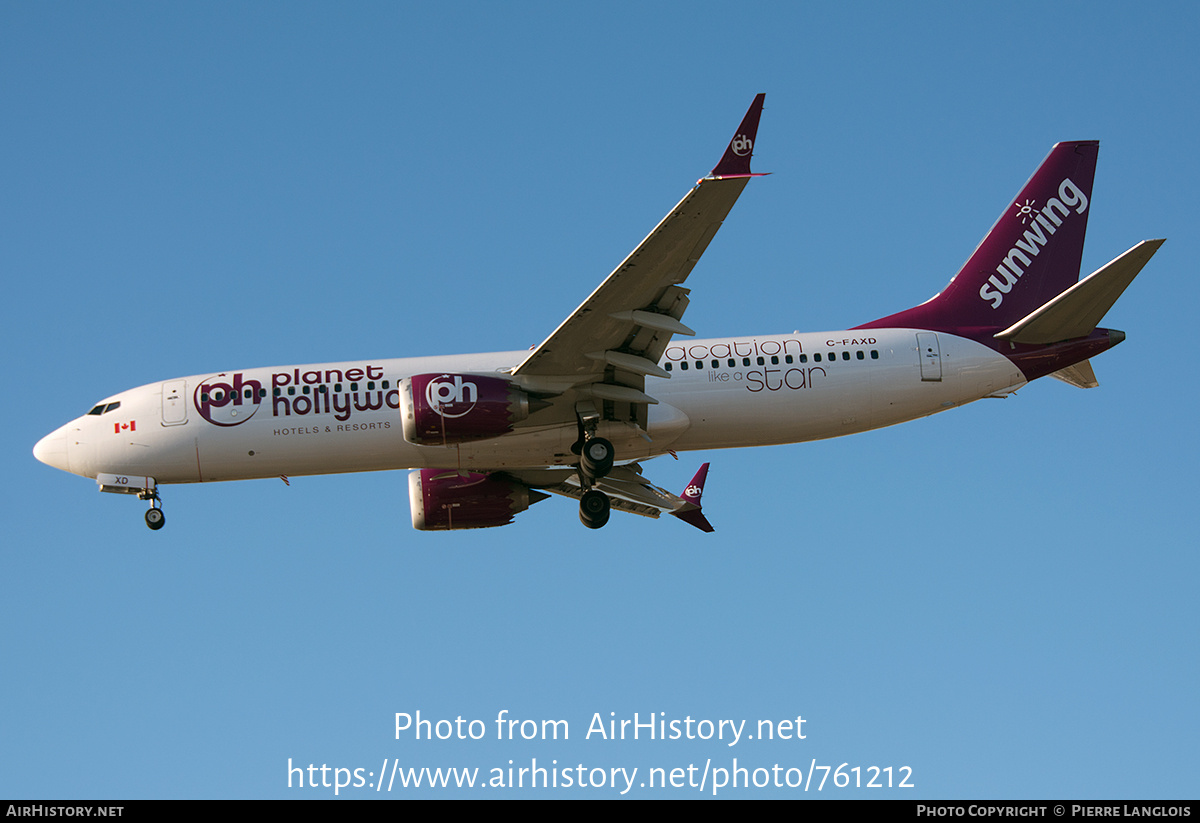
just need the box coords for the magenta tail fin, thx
[855,141,1099,337]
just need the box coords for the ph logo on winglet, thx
[731,134,753,156]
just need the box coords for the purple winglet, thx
[709,94,766,179]
[670,462,714,533]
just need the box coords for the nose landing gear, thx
[144,507,166,530]
[140,489,165,531]
[95,474,166,531]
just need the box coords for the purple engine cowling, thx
[400,373,531,446]
[408,469,549,530]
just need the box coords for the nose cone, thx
[34,426,71,473]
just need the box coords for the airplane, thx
[33,94,1163,533]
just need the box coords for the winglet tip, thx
[671,462,714,532]
[710,94,766,178]
[672,509,716,533]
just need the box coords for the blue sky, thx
[4,2,1198,799]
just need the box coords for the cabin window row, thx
[200,380,392,403]
[663,351,880,372]
[273,380,391,398]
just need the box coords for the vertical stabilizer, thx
[856,141,1099,336]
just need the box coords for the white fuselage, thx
[40,328,1026,485]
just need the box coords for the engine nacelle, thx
[408,468,548,530]
[400,373,531,446]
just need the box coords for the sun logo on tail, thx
[1015,199,1038,224]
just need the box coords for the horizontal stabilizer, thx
[1049,359,1099,389]
[996,239,1164,344]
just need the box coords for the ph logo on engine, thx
[424,375,479,418]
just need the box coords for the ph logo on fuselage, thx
[425,375,478,418]
[194,373,263,426]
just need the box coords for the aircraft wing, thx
[511,95,766,430]
[505,461,713,531]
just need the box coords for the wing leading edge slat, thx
[512,94,767,425]
[513,176,751,382]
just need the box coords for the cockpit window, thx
[86,401,121,415]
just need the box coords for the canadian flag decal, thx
[114,421,136,434]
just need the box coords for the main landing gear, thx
[572,402,616,529]
[140,489,165,531]
[581,436,614,479]
[579,488,610,529]
[576,436,614,529]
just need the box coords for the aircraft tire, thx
[145,509,166,531]
[579,489,610,529]
[580,437,614,480]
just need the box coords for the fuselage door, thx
[917,333,943,382]
[162,380,188,425]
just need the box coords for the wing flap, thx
[506,462,691,520]
[514,176,751,382]
[512,94,766,417]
